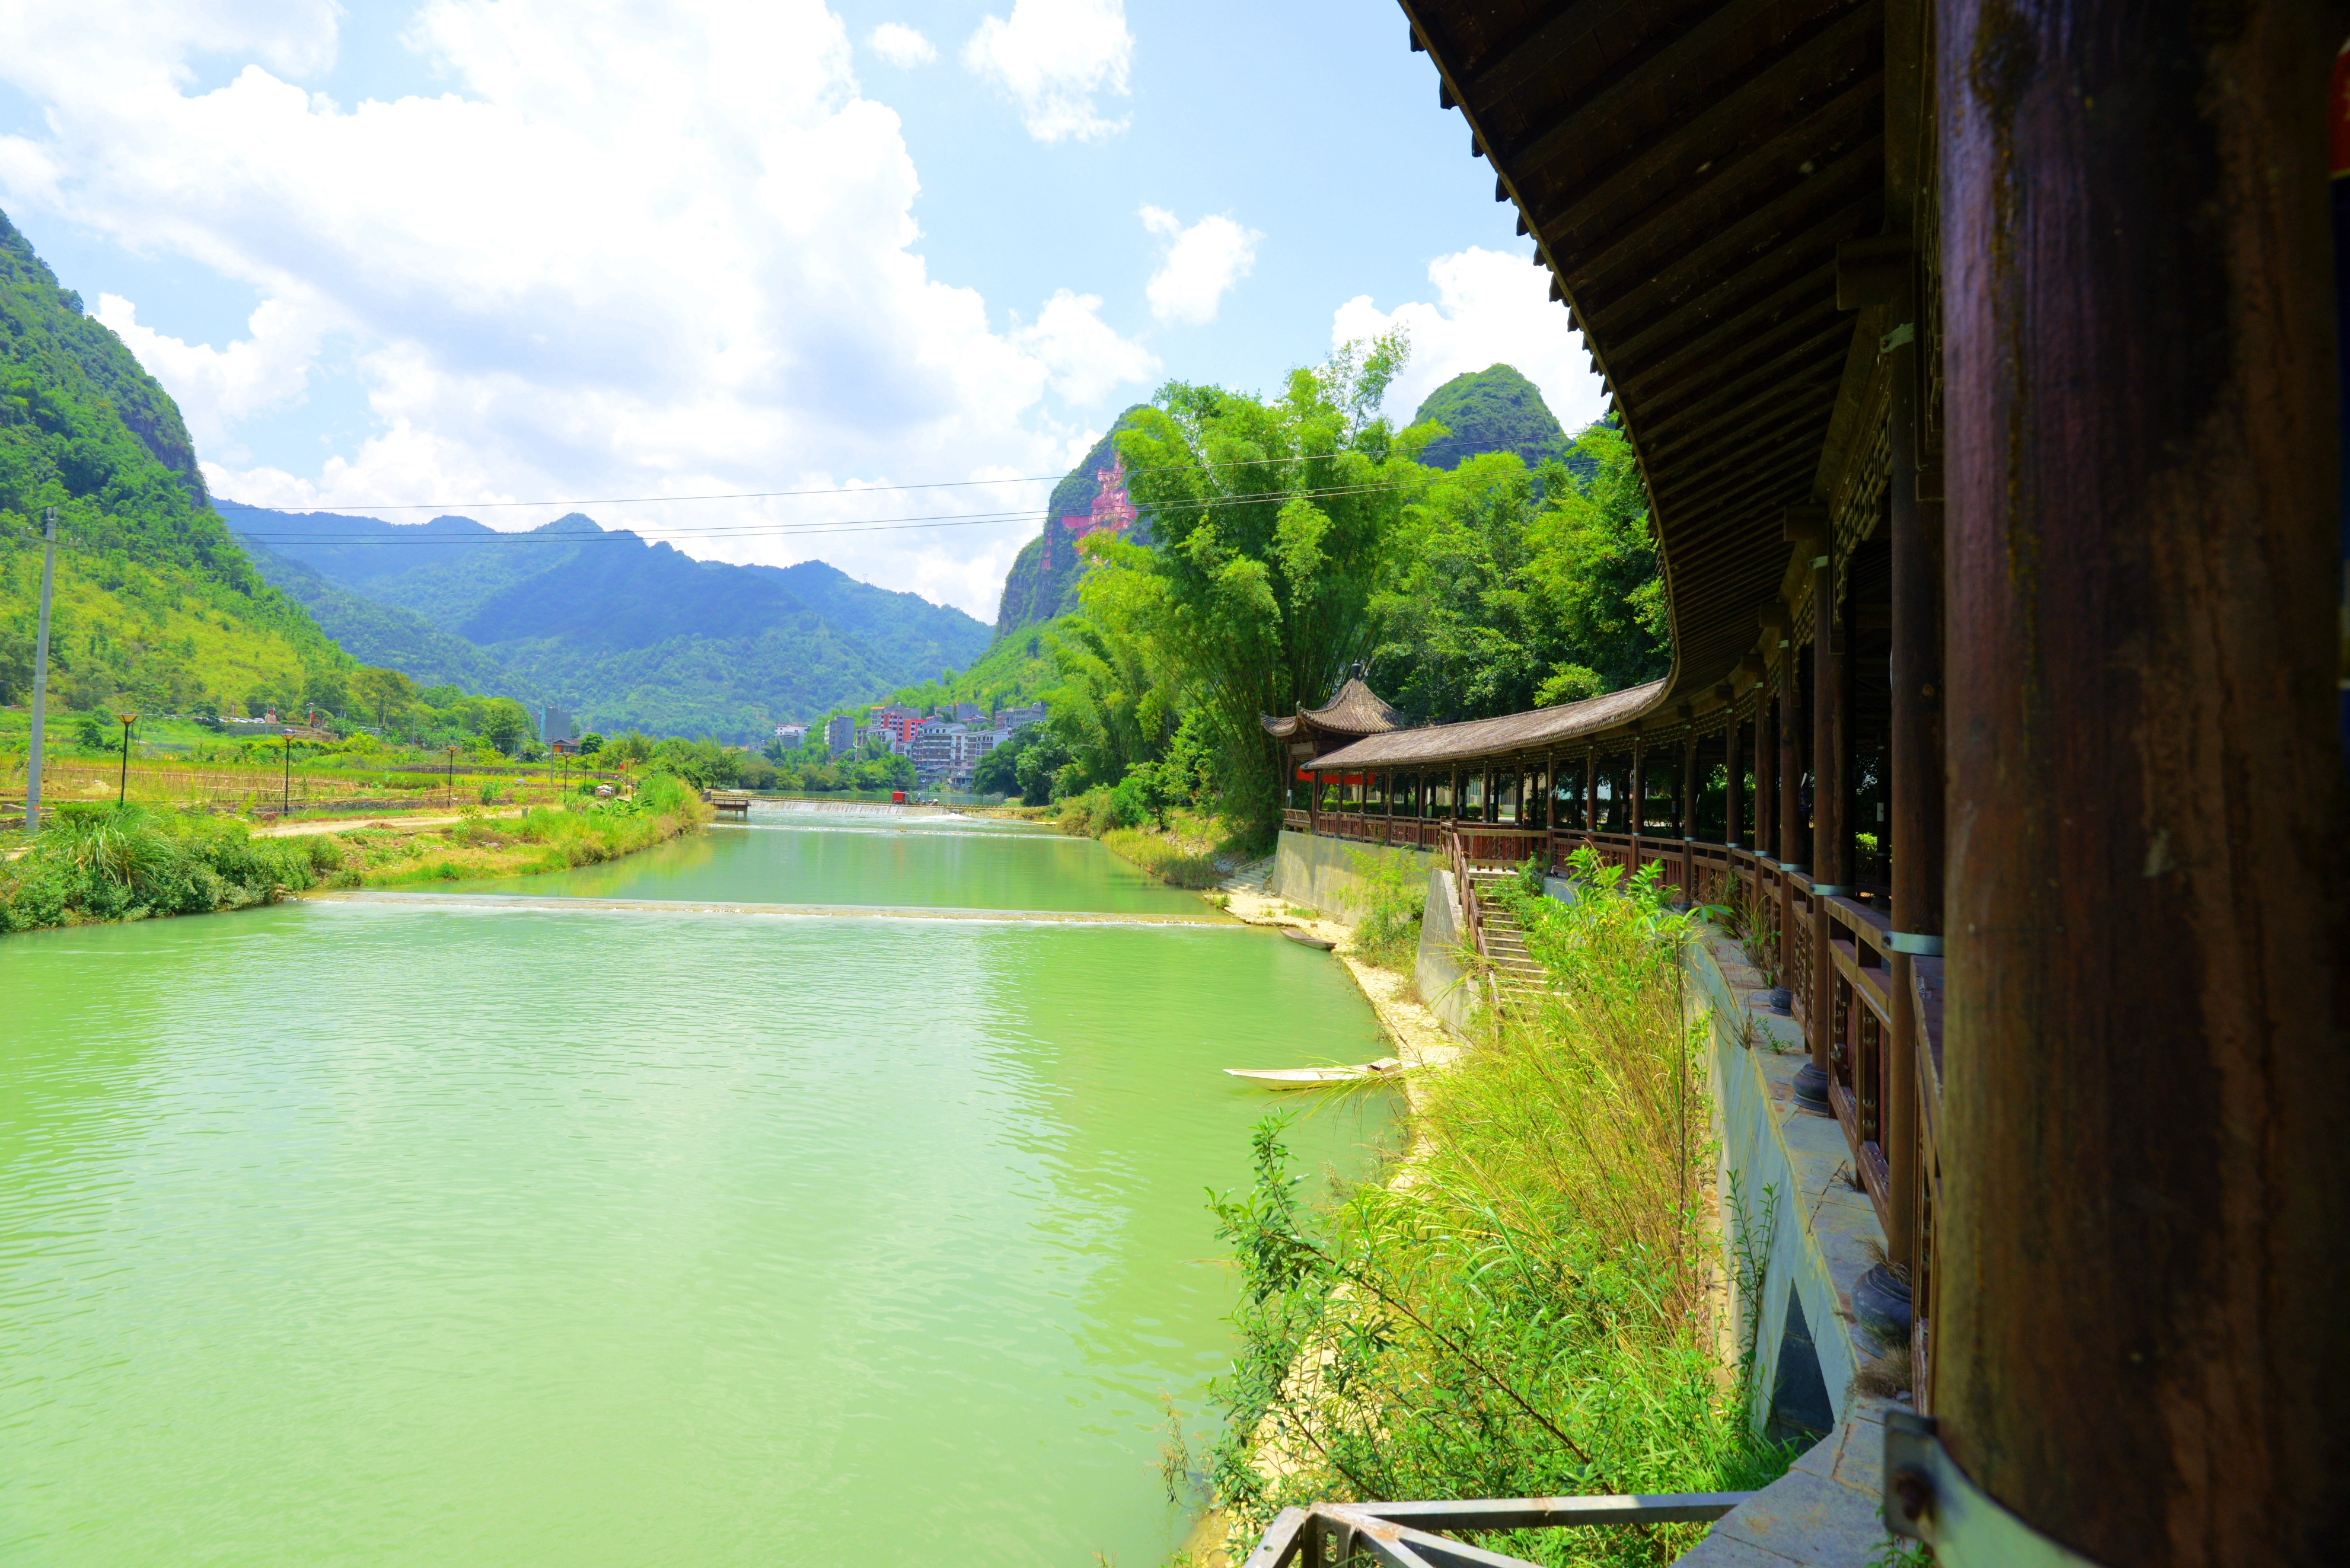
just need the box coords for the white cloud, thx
[1010,289,1157,405]
[962,0,1132,143]
[1140,206,1258,327]
[1332,247,1609,433]
[95,290,332,449]
[0,0,1150,622]
[866,23,936,68]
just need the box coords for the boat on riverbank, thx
[1223,1058,1400,1090]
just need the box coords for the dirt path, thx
[253,807,529,839]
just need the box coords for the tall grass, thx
[1194,848,1791,1565]
[1341,849,1426,970]
[1,774,709,930]
[0,804,343,933]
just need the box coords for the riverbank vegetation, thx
[1181,858,1790,1565]
[951,340,1667,850]
[0,774,707,934]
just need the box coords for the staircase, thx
[1465,867,1547,1008]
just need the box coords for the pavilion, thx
[1251,1,2346,1563]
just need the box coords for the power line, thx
[200,446,1415,516]
[217,478,1428,545]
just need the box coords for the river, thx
[0,808,1394,1564]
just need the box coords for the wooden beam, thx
[1935,0,2347,1556]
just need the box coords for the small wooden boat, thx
[1224,1058,1402,1090]
[1279,925,1337,951]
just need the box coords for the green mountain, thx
[222,505,993,740]
[0,207,352,719]
[234,532,536,702]
[1412,364,1571,470]
[994,406,1150,636]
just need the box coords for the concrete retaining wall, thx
[1685,928,1884,1435]
[1267,831,1433,919]
[1416,867,1481,1038]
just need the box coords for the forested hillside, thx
[225,506,993,740]
[1411,363,1573,470]
[993,407,1150,637]
[0,209,353,718]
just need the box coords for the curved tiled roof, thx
[1302,679,1667,771]
[1263,677,1402,740]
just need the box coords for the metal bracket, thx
[1776,862,1809,874]
[1879,320,1916,354]
[1809,883,1852,897]
[1885,1413,2110,1567]
[1886,930,1944,956]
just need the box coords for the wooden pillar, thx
[1777,636,1804,867]
[1629,736,1645,850]
[1936,1,2348,1558]
[1724,707,1745,850]
[1755,681,1777,859]
[1887,258,1942,1278]
[1581,749,1595,833]
[1680,732,1698,839]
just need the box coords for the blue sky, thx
[0,0,1602,619]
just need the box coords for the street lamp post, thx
[282,733,293,817]
[25,505,57,833]
[447,746,458,809]
[116,713,136,805]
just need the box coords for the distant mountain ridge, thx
[222,505,992,739]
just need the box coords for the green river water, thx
[0,809,1394,1564]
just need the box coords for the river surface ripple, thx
[0,809,1394,1564]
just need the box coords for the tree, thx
[482,698,532,755]
[1523,421,1670,695]
[1364,421,1668,723]
[1039,615,1171,794]
[578,732,604,756]
[972,728,1034,797]
[351,666,416,732]
[1096,333,1431,834]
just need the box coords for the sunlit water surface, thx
[1,809,1392,1564]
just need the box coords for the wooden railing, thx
[1243,1492,1750,1567]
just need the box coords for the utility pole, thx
[117,713,136,804]
[24,506,56,832]
[282,733,292,817]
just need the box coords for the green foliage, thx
[1412,363,1570,471]
[1039,614,1172,796]
[1366,423,1667,724]
[994,407,1152,636]
[578,732,604,755]
[1344,848,1427,970]
[0,803,339,933]
[0,209,356,716]
[1100,334,1429,835]
[1197,862,1791,1564]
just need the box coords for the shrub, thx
[1344,849,1427,970]
[0,804,337,934]
[1197,851,1791,1563]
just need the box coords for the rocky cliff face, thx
[993,407,1149,637]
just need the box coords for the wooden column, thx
[1628,736,1645,852]
[1724,708,1745,850]
[1679,732,1698,839]
[1755,676,1777,859]
[1581,749,1595,833]
[1936,1,2348,1559]
[1892,266,1941,1278]
[1777,634,1805,867]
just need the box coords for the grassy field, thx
[0,775,709,934]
